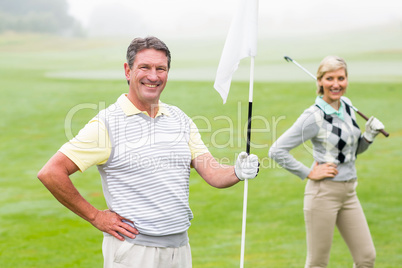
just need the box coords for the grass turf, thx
[0,33,401,267]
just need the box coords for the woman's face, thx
[318,68,348,104]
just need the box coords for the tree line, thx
[0,0,82,35]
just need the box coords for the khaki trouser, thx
[102,236,192,268]
[304,179,376,268]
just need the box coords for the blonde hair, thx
[316,56,348,95]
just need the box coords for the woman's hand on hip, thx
[307,162,338,180]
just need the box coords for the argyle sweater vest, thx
[269,97,371,181]
[314,99,361,164]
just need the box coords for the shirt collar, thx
[315,96,344,121]
[117,94,170,117]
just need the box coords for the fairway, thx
[0,32,401,267]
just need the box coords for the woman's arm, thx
[269,108,320,180]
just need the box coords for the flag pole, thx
[212,0,258,265]
[246,57,254,155]
[240,56,255,268]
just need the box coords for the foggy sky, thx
[67,0,402,38]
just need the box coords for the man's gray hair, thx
[126,36,171,69]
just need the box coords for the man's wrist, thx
[234,167,243,181]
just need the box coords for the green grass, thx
[1,33,401,267]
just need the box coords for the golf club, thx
[284,56,389,137]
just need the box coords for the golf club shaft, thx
[284,56,389,137]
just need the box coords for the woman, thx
[269,56,384,267]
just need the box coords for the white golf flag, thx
[214,0,258,104]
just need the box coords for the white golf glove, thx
[363,116,384,142]
[234,152,260,181]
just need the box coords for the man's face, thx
[124,48,169,106]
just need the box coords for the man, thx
[37,36,259,268]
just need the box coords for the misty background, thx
[66,0,402,38]
[1,0,401,82]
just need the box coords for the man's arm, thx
[192,152,259,188]
[37,151,138,241]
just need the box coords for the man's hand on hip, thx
[91,210,139,241]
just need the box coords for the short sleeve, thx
[59,118,111,172]
[188,120,209,160]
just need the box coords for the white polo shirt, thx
[60,94,209,172]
